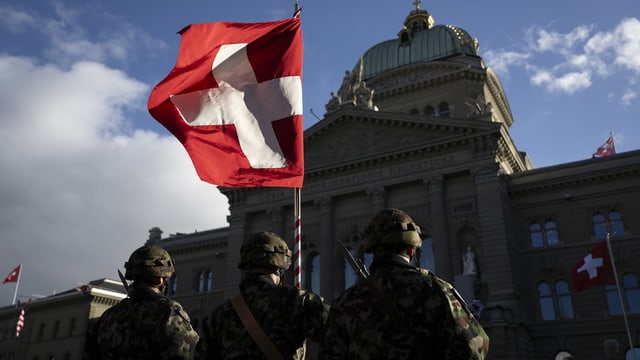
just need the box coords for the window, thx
[538,282,555,320]
[304,253,320,294]
[592,210,625,240]
[556,281,574,319]
[417,236,436,273]
[197,272,205,292]
[68,318,76,336]
[530,223,543,248]
[623,273,640,314]
[545,220,559,246]
[171,275,178,295]
[608,273,640,315]
[206,271,213,291]
[530,220,560,247]
[424,105,435,116]
[438,102,450,117]
[538,280,574,320]
[53,320,61,338]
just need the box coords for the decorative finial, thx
[413,0,421,10]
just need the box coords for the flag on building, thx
[15,307,25,338]
[592,134,616,158]
[148,17,304,188]
[571,240,616,292]
[3,264,21,284]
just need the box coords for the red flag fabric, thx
[15,307,25,337]
[571,241,615,292]
[148,18,304,188]
[592,135,616,158]
[3,264,21,284]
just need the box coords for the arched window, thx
[206,271,213,291]
[530,220,560,247]
[624,273,640,314]
[438,102,450,117]
[538,282,555,320]
[604,275,640,316]
[556,280,574,319]
[530,222,543,248]
[171,275,178,295]
[593,210,625,240]
[418,236,436,273]
[304,252,320,294]
[410,108,419,115]
[538,280,574,320]
[608,210,625,239]
[545,220,559,246]
[424,105,435,116]
[197,272,205,292]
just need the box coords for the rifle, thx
[336,240,370,281]
[117,269,131,295]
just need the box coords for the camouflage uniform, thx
[86,244,199,359]
[195,231,330,359]
[89,287,199,359]
[321,209,489,359]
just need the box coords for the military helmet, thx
[363,208,422,253]
[238,231,292,273]
[124,245,175,280]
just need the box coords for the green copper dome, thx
[360,5,480,81]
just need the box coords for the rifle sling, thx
[231,292,285,360]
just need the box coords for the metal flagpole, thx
[293,188,302,289]
[605,233,636,360]
[11,264,21,305]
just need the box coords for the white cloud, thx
[482,50,530,77]
[621,89,638,106]
[534,25,591,54]
[0,54,229,302]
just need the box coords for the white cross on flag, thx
[570,240,615,292]
[148,18,304,188]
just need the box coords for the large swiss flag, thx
[148,18,304,188]
[570,240,616,292]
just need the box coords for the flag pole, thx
[293,188,302,289]
[605,233,636,360]
[11,264,21,306]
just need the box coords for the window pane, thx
[592,212,607,240]
[556,281,574,319]
[623,274,640,314]
[609,211,625,239]
[530,222,543,247]
[538,282,555,320]
[418,237,436,273]
[606,285,623,315]
[545,221,559,246]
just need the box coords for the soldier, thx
[196,231,330,359]
[87,245,199,359]
[321,208,490,359]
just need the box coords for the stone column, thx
[424,175,451,281]
[315,197,334,301]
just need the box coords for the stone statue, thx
[338,70,356,105]
[462,246,477,275]
[325,91,340,113]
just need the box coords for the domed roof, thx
[360,4,480,81]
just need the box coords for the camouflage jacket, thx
[321,254,489,359]
[87,287,199,359]
[195,273,330,360]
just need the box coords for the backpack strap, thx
[231,292,285,360]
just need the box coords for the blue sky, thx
[1,0,639,305]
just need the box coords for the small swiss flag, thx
[3,265,21,284]
[570,241,615,292]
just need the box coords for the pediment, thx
[304,107,499,171]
